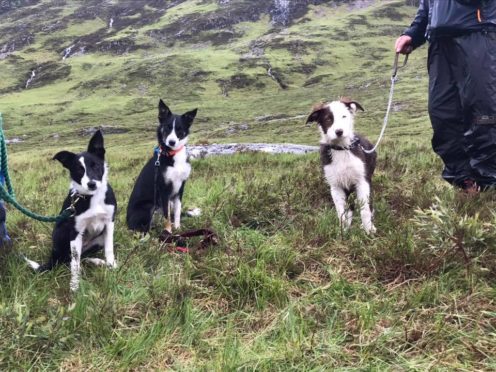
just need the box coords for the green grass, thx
[0,0,495,369]
[1,146,495,370]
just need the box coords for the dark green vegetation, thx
[0,0,495,370]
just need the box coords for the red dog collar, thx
[166,145,184,157]
[155,145,185,157]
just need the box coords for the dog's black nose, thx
[335,129,343,137]
[168,140,176,147]
[87,181,97,190]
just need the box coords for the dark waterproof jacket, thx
[404,0,496,49]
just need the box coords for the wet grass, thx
[1,146,496,370]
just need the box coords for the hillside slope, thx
[0,0,426,151]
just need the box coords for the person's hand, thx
[395,35,413,54]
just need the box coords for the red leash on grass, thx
[159,228,219,253]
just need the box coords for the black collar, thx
[329,137,360,151]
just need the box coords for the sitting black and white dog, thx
[126,99,197,232]
[24,130,117,291]
[306,98,377,233]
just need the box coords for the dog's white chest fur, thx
[74,187,114,242]
[83,205,114,237]
[163,150,191,195]
[323,150,366,190]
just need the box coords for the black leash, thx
[150,146,162,231]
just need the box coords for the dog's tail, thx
[21,255,55,272]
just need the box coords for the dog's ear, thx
[53,151,76,169]
[87,129,105,160]
[340,97,365,113]
[158,99,171,119]
[182,108,198,127]
[306,108,325,125]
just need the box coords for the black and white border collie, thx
[126,99,197,232]
[24,130,117,291]
[306,98,377,234]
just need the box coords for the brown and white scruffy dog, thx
[306,98,377,233]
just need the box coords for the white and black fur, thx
[306,98,377,233]
[24,130,117,291]
[126,99,197,232]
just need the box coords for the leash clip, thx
[154,146,161,167]
[65,191,83,217]
[64,204,76,217]
[392,52,409,79]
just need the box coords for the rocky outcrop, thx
[1,0,376,60]
[23,62,71,89]
[217,73,266,96]
[147,0,346,46]
[0,0,39,15]
[0,32,34,59]
[189,143,319,159]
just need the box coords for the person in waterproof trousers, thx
[395,0,496,192]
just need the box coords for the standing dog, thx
[24,130,117,291]
[306,98,377,233]
[126,100,197,232]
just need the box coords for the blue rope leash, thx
[0,113,71,223]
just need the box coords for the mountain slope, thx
[0,0,426,150]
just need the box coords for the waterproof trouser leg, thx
[428,31,496,187]
[428,39,471,186]
[0,201,10,247]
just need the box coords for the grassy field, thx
[1,144,496,370]
[0,0,495,370]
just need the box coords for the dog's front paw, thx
[70,280,79,292]
[106,259,117,269]
[364,224,376,235]
[186,208,202,217]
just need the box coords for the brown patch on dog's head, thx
[306,102,334,133]
[339,97,365,113]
